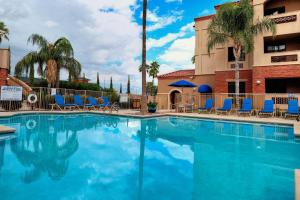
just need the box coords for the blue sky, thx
[0,0,231,93]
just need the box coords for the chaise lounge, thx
[216,99,232,115]
[237,98,253,116]
[53,95,76,110]
[258,100,274,117]
[198,98,214,113]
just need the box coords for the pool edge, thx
[0,125,15,134]
[296,169,300,200]
[0,110,299,137]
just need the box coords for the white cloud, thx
[45,20,58,28]
[144,8,183,32]
[0,0,142,91]
[159,36,195,75]
[165,0,183,3]
[148,22,194,49]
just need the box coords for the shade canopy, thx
[169,80,197,88]
[198,84,213,93]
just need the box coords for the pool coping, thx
[0,125,15,134]
[0,110,299,136]
[296,169,300,200]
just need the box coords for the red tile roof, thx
[158,69,195,79]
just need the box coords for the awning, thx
[169,80,197,88]
[198,84,212,93]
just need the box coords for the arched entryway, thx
[169,90,181,109]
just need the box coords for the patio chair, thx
[258,100,274,117]
[285,100,299,118]
[74,95,94,110]
[87,96,102,109]
[100,96,119,112]
[216,99,232,115]
[198,98,214,113]
[53,95,76,110]
[237,98,253,116]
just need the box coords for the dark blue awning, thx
[198,85,212,93]
[169,80,197,88]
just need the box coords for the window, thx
[228,82,246,94]
[228,47,245,62]
[264,7,285,16]
[265,44,286,53]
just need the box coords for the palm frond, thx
[27,34,48,49]
[252,17,276,36]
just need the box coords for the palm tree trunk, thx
[55,66,60,88]
[141,0,148,115]
[233,45,241,109]
[46,59,57,88]
[29,64,34,85]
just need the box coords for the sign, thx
[0,86,23,101]
[51,88,57,96]
[120,94,129,103]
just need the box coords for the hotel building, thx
[157,0,300,110]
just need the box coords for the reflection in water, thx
[5,114,121,183]
[0,115,299,200]
[0,140,5,172]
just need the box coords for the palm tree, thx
[141,0,148,115]
[15,34,81,88]
[148,61,159,100]
[0,22,9,43]
[207,0,276,106]
[15,52,38,85]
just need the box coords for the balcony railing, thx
[271,54,298,63]
[273,15,297,24]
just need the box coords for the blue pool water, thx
[0,114,299,200]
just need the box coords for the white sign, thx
[0,86,23,101]
[51,88,57,96]
[120,94,129,103]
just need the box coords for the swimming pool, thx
[0,114,299,200]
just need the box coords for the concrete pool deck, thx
[0,109,299,136]
[296,169,300,200]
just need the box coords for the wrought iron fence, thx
[0,87,141,112]
[156,93,300,116]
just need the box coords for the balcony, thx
[264,51,300,65]
[264,11,300,36]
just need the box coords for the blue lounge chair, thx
[100,96,119,112]
[258,100,274,117]
[100,96,112,109]
[74,95,94,110]
[237,98,253,116]
[87,96,102,109]
[216,99,232,115]
[53,95,76,110]
[285,100,299,118]
[198,98,214,113]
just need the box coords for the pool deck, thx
[0,125,15,134]
[296,169,300,200]
[0,109,299,136]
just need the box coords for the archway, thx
[169,90,181,109]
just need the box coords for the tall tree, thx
[120,83,122,94]
[96,72,100,86]
[207,0,276,106]
[140,0,148,114]
[0,22,9,43]
[110,76,113,90]
[127,75,131,94]
[15,34,81,88]
[148,61,160,100]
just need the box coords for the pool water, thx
[0,114,299,200]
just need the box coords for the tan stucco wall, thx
[195,0,300,71]
[0,49,9,69]
[253,0,300,66]
[157,75,215,109]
